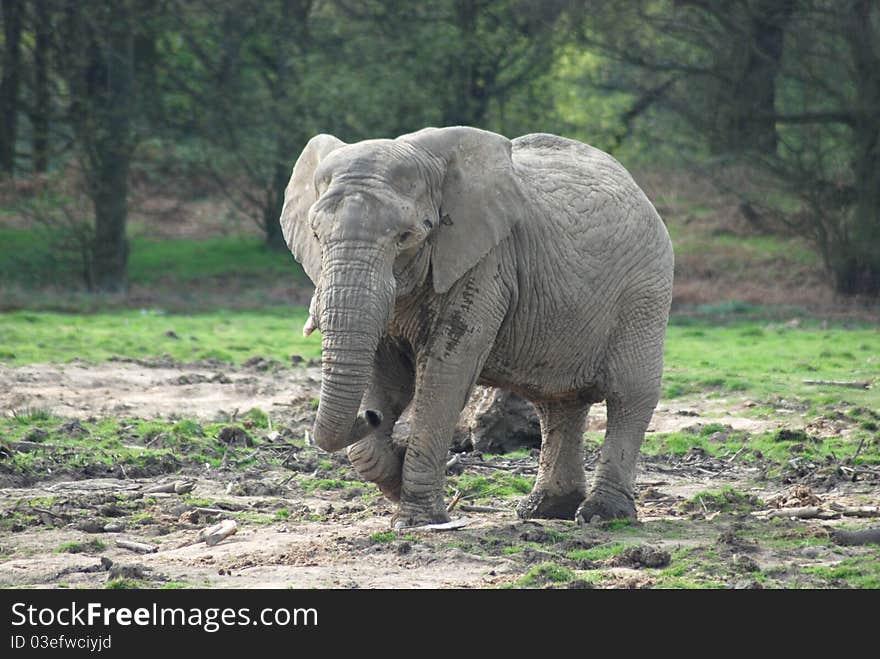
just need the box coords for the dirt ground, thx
[1,360,877,589]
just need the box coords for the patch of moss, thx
[515,562,575,588]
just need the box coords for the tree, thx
[0,0,24,175]
[578,0,880,296]
[159,0,317,250]
[59,1,137,292]
[29,0,52,173]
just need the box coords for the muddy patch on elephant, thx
[1,360,878,589]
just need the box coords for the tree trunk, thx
[87,3,135,293]
[834,0,880,296]
[0,0,23,175]
[31,0,50,173]
[710,1,794,155]
[263,160,288,251]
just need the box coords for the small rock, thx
[25,428,49,442]
[108,564,149,581]
[100,556,113,571]
[103,521,125,533]
[60,420,89,438]
[732,555,759,573]
[611,545,671,569]
[732,579,763,589]
[98,503,126,517]
[799,546,820,559]
[290,355,304,365]
[76,519,106,533]
[395,542,412,555]
[164,330,179,339]
[217,426,252,447]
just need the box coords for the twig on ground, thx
[459,504,505,513]
[828,503,880,517]
[850,436,868,462]
[728,446,747,463]
[116,539,158,554]
[446,490,463,514]
[802,379,871,389]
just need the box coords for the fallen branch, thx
[803,379,871,389]
[446,490,463,514]
[828,503,880,518]
[755,506,824,519]
[116,539,158,554]
[198,519,238,547]
[728,446,747,463]
[832,527,880,546]
[143,480,195,495]
[459,504,505,513]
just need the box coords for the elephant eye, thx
[398,231,412,244]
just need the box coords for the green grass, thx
[0,307,320,365]
[449,472,534,500]
[567,542,631,562]
[802,555,880,588]
[0,230,303,290]
[105,579,145,589]
[0,414,271,481]
[682,487,761,514]
[56,539,106,554]
[662,320,880,408]
[370,532,396,543]
[515,562,576,588]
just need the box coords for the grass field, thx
[1,309,876,407]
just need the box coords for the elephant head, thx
[280,127,529,457]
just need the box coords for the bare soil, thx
[1,361,877,589]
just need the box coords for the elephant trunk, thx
[312,248,392,452]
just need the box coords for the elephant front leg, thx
[393,296,505,529]
[393,375,475,528]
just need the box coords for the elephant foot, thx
[575,489,637,525]
[347,435,405,502]
[376,477,402,503]
[516,487,586,520]
[391,493,450,529]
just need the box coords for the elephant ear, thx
[280,134,346,284]
[402,126,529,294]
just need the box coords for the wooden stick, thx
[828,503,880,517]
[116,539,158,554]
[459,504,505,513]
[198,519,238,546]
[728,446,747,463]
[757,506,823,519]
[143,480,195,495]
[446,490,463,514]
[803,379,871,389]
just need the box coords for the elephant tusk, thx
[302,314,318,337]
[350,409,383,442]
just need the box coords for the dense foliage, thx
[0,0,877,295]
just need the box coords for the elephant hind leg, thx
[576,320,665,524]
[516,398,588,520]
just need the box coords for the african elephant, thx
[281,126,674,528]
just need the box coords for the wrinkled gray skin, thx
[281,127,674,528]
